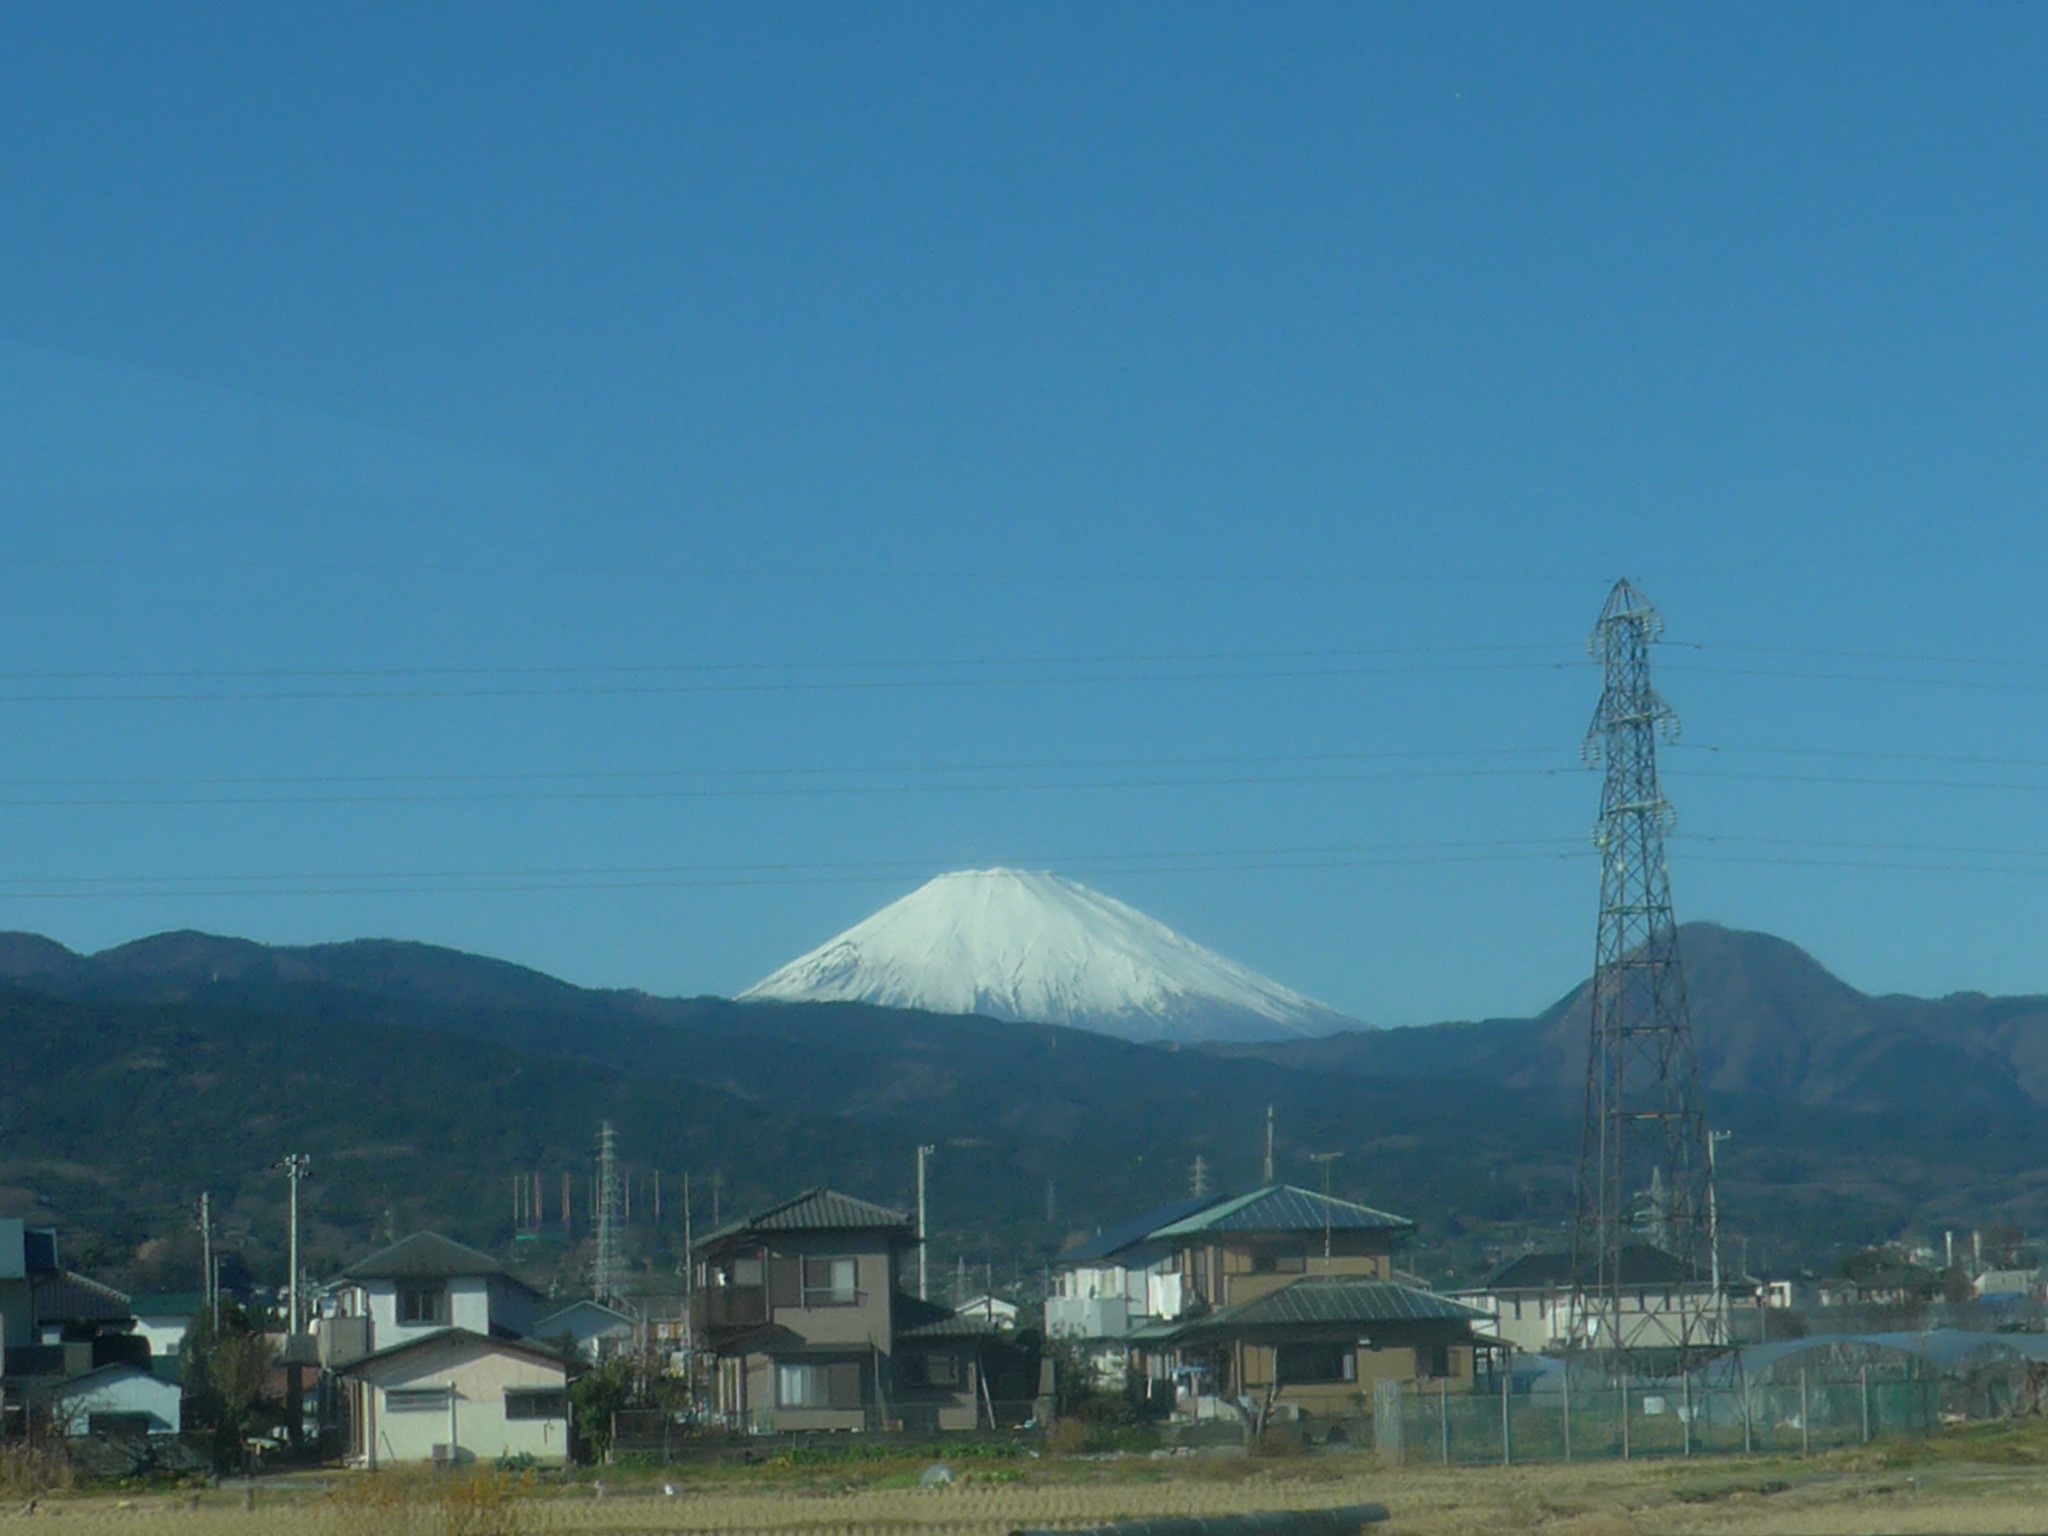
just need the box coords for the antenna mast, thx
[1569,579,1717,1374]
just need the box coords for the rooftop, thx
[340,1231,539,1293]
[696,1188,915,1248]
[1177,1276,1487,1335]
[1058,1195,1228,1268]
[1481,1245,1707,1292]
[1147,1185,1414,1241]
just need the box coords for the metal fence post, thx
[1682,1370,1693,1458]
[1500,1354,1511,1466]
[1739,1352,1752,1456]
[1561,1361,1572,1463]
[1800,1369,1810,1457]
[1860,1365,1870,1444]
[1439,1377,1449,1465]
[1621,1375,1631,1461]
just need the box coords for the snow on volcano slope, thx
[739,868,1361,1044]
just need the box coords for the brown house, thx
[691,1188,997,1432]
[1131,1185,1487,1420]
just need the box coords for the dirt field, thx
[11,1436,2048,1536]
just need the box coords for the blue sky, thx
[3,3,2047,1024]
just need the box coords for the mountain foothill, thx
[2,879,2043,1292]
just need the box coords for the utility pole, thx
[1263,1106,1276,1185]
[273,1155,310,1334]
[1191,1155,1212,1199]
[916,1145,935,1301]
[1708,1130,1732,1346]
[1569,579,1717,1376]
[1309,1152,1343,1260]
[194,1193,217,1330]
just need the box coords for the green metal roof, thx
[695,1187,915,1248]
[1178,1276,1486,1335]
[1146,1185,1414,1240]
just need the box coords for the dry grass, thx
[14,1442,2048,1536]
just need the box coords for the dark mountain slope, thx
[1219,922,2044,1115]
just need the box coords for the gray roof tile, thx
[1180,1276,1486,1334]
[697,1188,914,1247]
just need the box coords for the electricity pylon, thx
[1568,579,1718,1374]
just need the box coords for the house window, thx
[386,1388,452,1413]
[1252,1247,1308,1275]
[914,1353,959,1387]
[397,1286,451,1326]
[777,1359,862,1409]
[504,1389,567,1421]
[1274,1344,1354,1384]
[1417,1345,1452,1380]
[801,1257,859,1306]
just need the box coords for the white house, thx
[322,1233,543,1366]
[534,1299,637,1363]
[50,1363,181,1437]
[128,1293,204,1361]
[953,1294,1019,1330]
[1045,1196,1219,1344]
[1451,1246,1730,1354]
[338,1330,573,1469]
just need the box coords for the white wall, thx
[53,1370,181,1436]
[361,1346,568,1468]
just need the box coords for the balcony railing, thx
[692,1286,770,1331]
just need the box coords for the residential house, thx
[1127,1185,1488,1422]
[535,1299,637,1363]
[1046,1196,1221,1344]
[321,1232,543,1368]
[954,1294,1019,1330]
[129,1293,205,1363]
[1452,1246,1729,1355]
[337,1330,573,1468]
[691,1187,998,1433]
[49,1362,182,1438]
[1,1220,144,1434]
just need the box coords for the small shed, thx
[50,1363,182,1437]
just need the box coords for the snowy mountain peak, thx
[739,868,1361,1044]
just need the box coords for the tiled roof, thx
[1180,1276,1486,1334]
[890,1291,1001,1340]
[341,1232,538,1293]
[336,1327,575,1378]
[697,1188,914,1247]
[898,1310,1004,1340]
[1482,1245,1704,1292]
[1147,1186,1413,1240]
[1058,1196,1227,1268]
[33,1270,132,1324]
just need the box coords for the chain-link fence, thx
[1373,1371,1939,1465]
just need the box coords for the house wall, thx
[132,1316,191,1360]
[52,1370,181,1435]
[1194,1233,1395,1310]
[1,1279,33,1347]
[354,1275,535,1351]
[1233,1333,1474,1417]
[360,1347,568,1468]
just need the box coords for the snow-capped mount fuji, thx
[739,868,1362,1044]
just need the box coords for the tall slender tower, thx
[1569,579,1717,1371]
[594,1122,622,1305]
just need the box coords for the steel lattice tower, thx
[594,1121,622,1306]
[1569,579,1717,1372]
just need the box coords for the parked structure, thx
[691,1187,999,1433]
